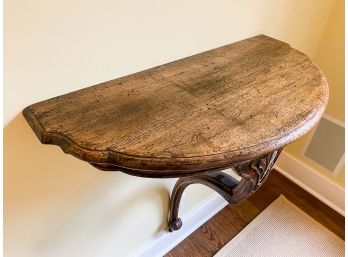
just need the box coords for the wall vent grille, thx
[304,115,344,174]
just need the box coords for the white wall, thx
[4,1,336,256]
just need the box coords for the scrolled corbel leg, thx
[168,149,282,232]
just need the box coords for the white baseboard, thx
[135,193,228,257]
[275,152,345,216]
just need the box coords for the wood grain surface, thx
[23,35,328,176]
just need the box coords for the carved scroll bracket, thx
[168,149,282,232]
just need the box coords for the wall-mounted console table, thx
[23,35,328,232]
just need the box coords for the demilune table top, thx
[23,35,328,178]
[23,35,328,231]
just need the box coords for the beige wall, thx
[5,0,338,256]
[316,0,344,122]
[285,0,345,188]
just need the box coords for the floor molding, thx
[135,193,228,257]
[274,152,344,216]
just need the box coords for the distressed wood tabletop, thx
[23,35,328,177]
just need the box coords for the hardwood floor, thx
[166,170,344,257]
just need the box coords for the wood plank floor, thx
[166,170,344,257]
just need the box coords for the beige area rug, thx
[214,195,344,257]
